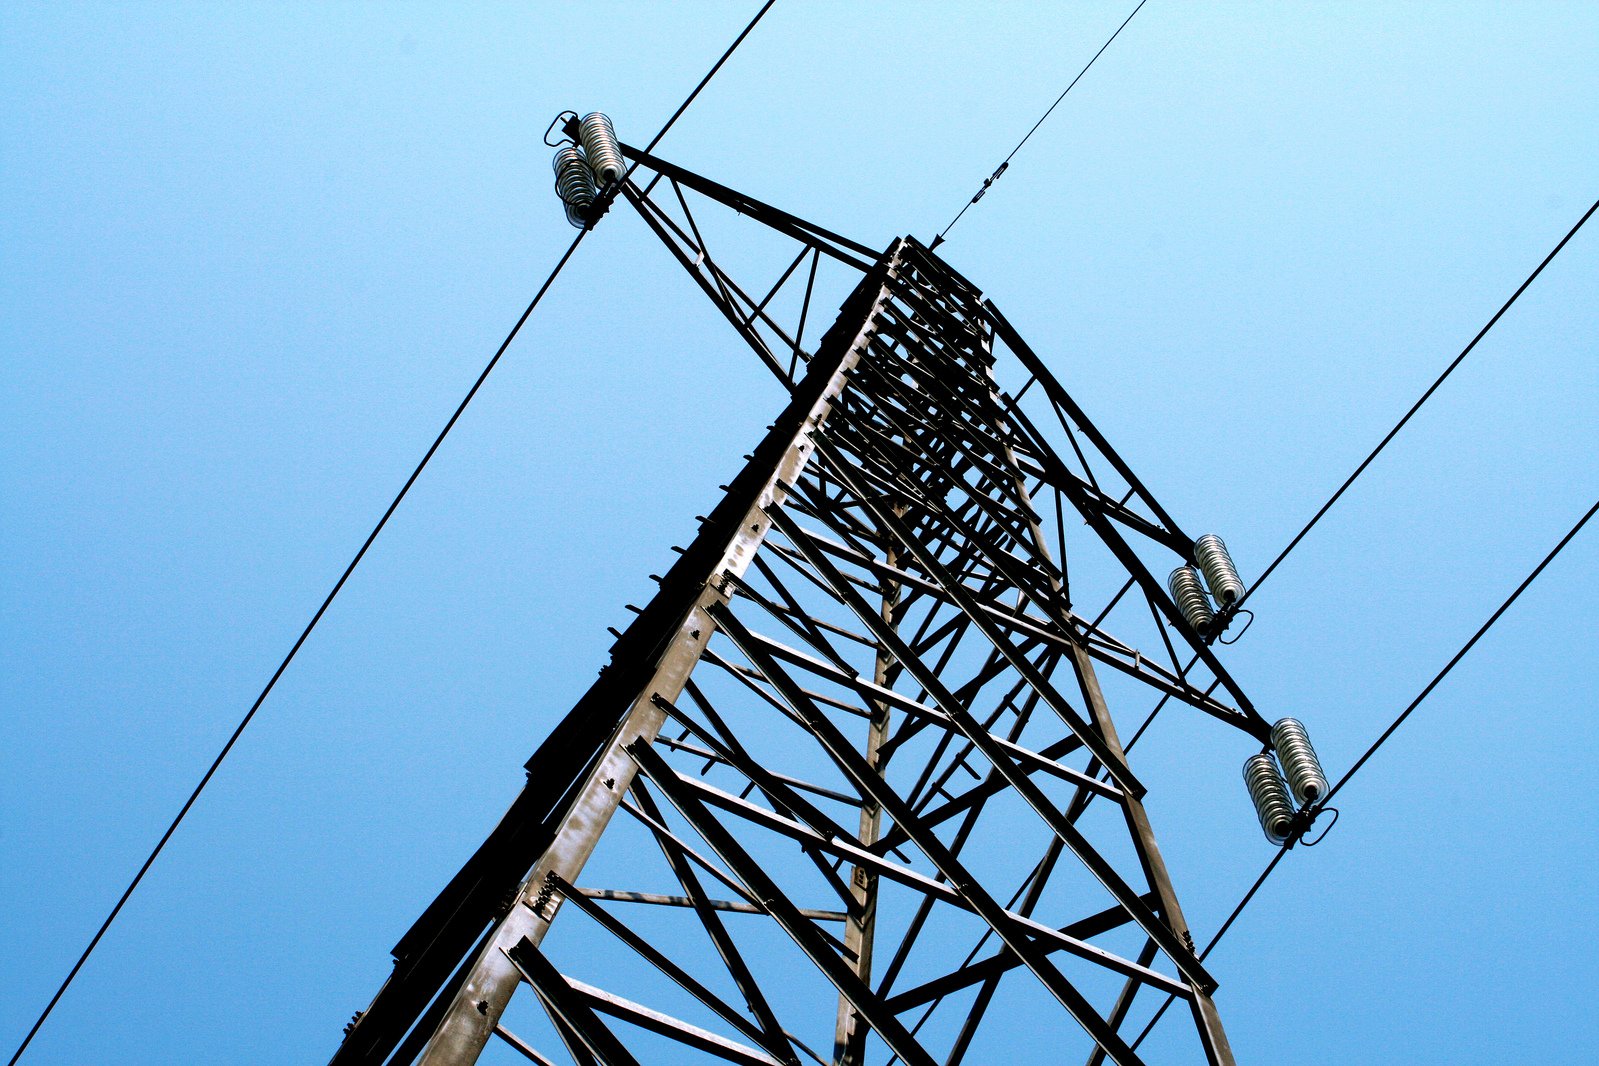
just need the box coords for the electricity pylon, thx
[330,128,1273,1066]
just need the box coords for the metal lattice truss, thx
[332,147,1271,1066]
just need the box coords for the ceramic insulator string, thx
[1271,717,1329,806]
[552,144,596,228]
[1168,564,1215,637]
[1194,533,1245,606]
[1242,753,1295,846]
[578,112,625,186]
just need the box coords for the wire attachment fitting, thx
[1217,608,1254,644]
[1297,806,1339,847]
[544,110,579,147]
[970,161,1009,205]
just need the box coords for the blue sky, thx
[3,2,1596,1063]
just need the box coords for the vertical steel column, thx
[833,508,903,1065]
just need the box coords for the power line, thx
[1130,494,1599,1052]
[1117,198,1599,1047]
[4,4,778,1062]
[1108,194,1599,755]
[644,0,776,161]
[930,0,1147,249]
[1127,843,1287,1050]
[1238,194,1599,607]
[1318,495,1599,810]
[4,229,588,1066]
[1078,190,1599,1053]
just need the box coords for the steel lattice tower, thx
[331,131,1273,1066]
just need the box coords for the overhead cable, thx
[4,3,777,1062]
[5,230,590,1066]
[1111,194,1599,753]
[930,0,1147,249]
[1130,494,1599,1051]
[1239,195,1599,607]
[1317,495,1599,810]
[642,1,776,164]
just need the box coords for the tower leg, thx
[834,516,902,1065]
[397,258,898,1066]
[1067,643,1235,1066]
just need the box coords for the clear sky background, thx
[3,2,1596,1063]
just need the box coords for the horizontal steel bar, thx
[666,731,1189,1001]
[493,1024,561,1066]
[735,627,1123,802]
[575,887,847,922]
[882,895,1153,1012]
[567,977,783,1066]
